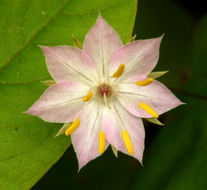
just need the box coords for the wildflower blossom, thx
[27,15,182,169]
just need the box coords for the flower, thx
[26,15,182,170]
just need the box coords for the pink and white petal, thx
[83,14,123,78]
[102,102,145,163]
[110,36,163,82]
[40,46,97,86]
[72,102,109,170]
[26,82,88,123]
[117,80,183,118]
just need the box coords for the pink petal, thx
[72,102,109,170]
[40,46,97,86]
[26,83,88,123]
[117,80,183,118]
[83,14,123,78]
[102,102,145,163]
[110,37,163,82]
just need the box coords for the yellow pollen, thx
[138,102,159,118]
[112,64,125,78]
[121,130,134,155]
[83,92,93,102]
[136,78,154,86]
[99,131,105,154]
[65,118,80,136]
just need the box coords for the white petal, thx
[41,46,97,86]
[110,37,162,82]
[117,80,183,118]
[83,15,123,79]
[102,101,145,163]
[26,82,88,123]
[72,102,109,170]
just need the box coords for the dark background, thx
[32,0,207,189]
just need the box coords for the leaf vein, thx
[0,0,72,75]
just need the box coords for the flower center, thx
[99,84,111,96]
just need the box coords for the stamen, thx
[121,130,134,155]
[112,103,133,154]
[112,64,125,78]
[99,131,106,154]
[65,118,80,136]
[138,102,159,118]
[136,78,154,86]
[83,92,93,102]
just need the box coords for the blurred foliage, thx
[134,0,193,89]
[132,13,207,190]
[0,0,137,189]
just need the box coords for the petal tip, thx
[140,161,144,167]
[180,101,186,105]
[24,107,38,116]
[154,35,164,45]
[160,33,165,39]
[38,45,46,50]
[39,45,51,54]
[137,154,144,167]
[77,161,87,172]
[97,11,103,18]
[175,97,185,107]
[96,12,105,25]
[24,107,32,115]
[22,109,31,115]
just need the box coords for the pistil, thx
[99,84,110,96]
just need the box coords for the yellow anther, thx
[65,118,80,136]
[112,64,125,78]
[99,131,105,154]
[83,92,93,102]
[136,78,154,86]
[138,102,159,118]
[121,130,134,155]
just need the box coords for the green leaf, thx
[148,70,168,79]
[111,145,118,158]
[72,35,83,49]
[55,123,72,137]
[41,80,56,86]
[0,0,137,189]
[145,118,164,126]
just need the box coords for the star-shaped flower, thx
[26,15,182,170]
